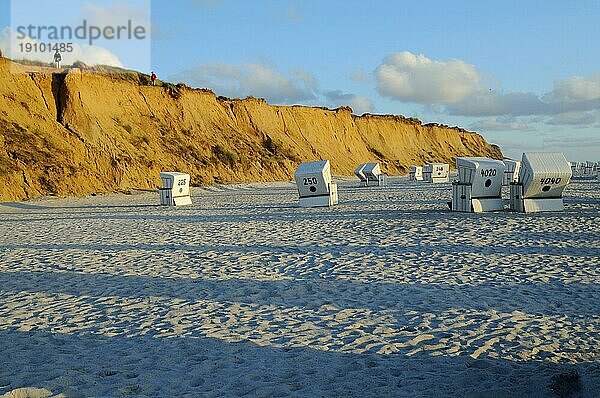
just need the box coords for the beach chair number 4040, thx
[541,177,562,185]
[303,177,318,185]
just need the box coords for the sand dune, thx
[1,178,599,397]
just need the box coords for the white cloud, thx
[447,86,600,118]
[375,51,482,104]
[447,91,548,117]
[0,27,123,67]
[374,52,600,129]
[291,68,318,92]
[324,90,374,115]
[544,74,600,102]
[546,111,600,126]
[443,74,600,131]
[68,44,123,67]
[81,2,151,30]
[243,63,314,102]
[469,116,538,132]
[177,62,316,103]
[484,135,547,156]
[176,60,375,114]
[542,135,600,149]
[460,93,600,131]
[483,129,600,161]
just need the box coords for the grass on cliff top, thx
[11,59,56,68]
[10,58,158,87]
[70,61,153,85]
[8,58,147,82]
[71,61,213,99]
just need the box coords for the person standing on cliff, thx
[53,50,62,69]
[151,71,157,86]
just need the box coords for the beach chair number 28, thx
[303,177,318,186]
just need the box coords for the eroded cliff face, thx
[0,58,502,202]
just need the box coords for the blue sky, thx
[1,0,599,161]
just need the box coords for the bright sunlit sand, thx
[1,177,599,397]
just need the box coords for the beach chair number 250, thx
[303,177,318,185]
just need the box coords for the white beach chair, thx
[294,160,339,208]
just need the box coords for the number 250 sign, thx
[303,177,318,185]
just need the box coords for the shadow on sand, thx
[0,327,596,397]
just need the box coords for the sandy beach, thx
[1,177,599,397]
